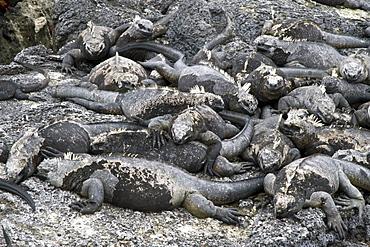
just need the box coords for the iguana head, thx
[304,85,335,124]
[253,35,290,66]
[130,16,154,40]
[171,108,204,144]
[257,147,282,173]
[279,109,322,149]
[274,192,304,218]
[340,56,368,83]
[82,21,109,60]
[235,85,258,115]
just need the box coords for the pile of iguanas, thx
[2,3,370,244]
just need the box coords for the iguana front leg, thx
[182,193,247,224]
[197,130,222,176]
[146,114,173,148]
[304,191,347,239]
[70,177,105,214]
[62,49,84,74]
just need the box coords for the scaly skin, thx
[79,53,148,93]
[262,19,370,49]
[313,0,370,11]
[37,154,264,224]
[51,85,225,119]
[279,109,370,156]
[254,35,345,69]
[0,60,50,101]
[277,85,350,124]
[339,53,370,85]
[264,154,370,239]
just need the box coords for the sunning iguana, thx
[277,85,351,124]
[5,111,253,183]
[59,18,155,73]
[136,104,245,176]
[279,109,370,156]
[339,52,370,85]
[254,35,345,69]
[36,153,264,225]
[0,60,50,101]
[50,85,225,119]
[264,154,370,239]
[261,19,370,49]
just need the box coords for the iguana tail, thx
[0,178,35,210]
[13,60,50,92]
[218,110,254,159]
[322,32,370,49]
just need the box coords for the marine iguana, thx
[279,109,370,156]
[59,18,155,73]
[254,35,345,69]
[115,41,258,115]
[339,52,370,85]
[262,19,370,49]
[0,60,50,101]
[5,111,253,183]
[312,0,370,11]
[264,154,370,239]
[239,115,300,173]
[243,63,331,103]
[138,104,243,176]
[78,52,148,93]
[321,75,370,106]
[350,101,370,128]
[36,153,264,224]
[51,85,225,119]
[277,85,351,124]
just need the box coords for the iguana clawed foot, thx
[214,207,247,225]
[326,212,348,239]
[70,200,100,214]
[335,196,365,221]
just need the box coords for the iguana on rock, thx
[279,109,370,156]
[139,104,243,176]
[277,85,350,124]
[262,19,370,49]
[240,115,300,173]
[254,35,345,69]
[116,41,258,114]
[78,52,148,93]
[59,18,155,73]
[51,85,225,119]
[264,154,370,239]
[36,153,264,224]
[321,75,370,106]
[5,112,253,183]
[339,52,370,85]
[0,60,50,101]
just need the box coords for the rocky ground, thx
[1,0,370,246]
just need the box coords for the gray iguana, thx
[277,85,350,124]
[262,19,370,49]
[36,153,264,225]
[339,52,370,85]
[0,60,50,101]
[254,35,345,69]
[59,18,155,73]
[50,85,225,119]
[139,104,243,176]
[279,109,370,156]
[78,52,149,93]
[264,154,370,238]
